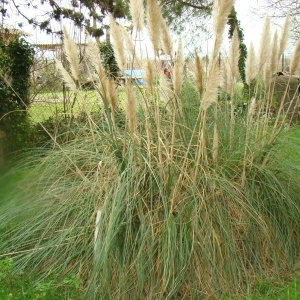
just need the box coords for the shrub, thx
[0,35,35,157]
[99,41,120,79]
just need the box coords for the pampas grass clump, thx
[0,1,299,299]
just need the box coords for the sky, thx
[235,0,270,47]
[2,0,291,55]
[235,0,263,44]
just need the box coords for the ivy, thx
[0,35,35,156]
[227,7,248,90]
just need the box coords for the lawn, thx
[28,90,100,124]
[28,88,127,124]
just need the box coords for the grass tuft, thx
[0,0,299,298]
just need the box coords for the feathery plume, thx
[121,26,136,60]
[86,38,101,69]
[200,63,220,110]
[172,37,184,95]
[55,59,77,92]
[85,38,108,101]
[144,59,155,91]
[210,0,235,65]
[226,28,240,94]
[109,14,126,70]
[129,0,144,32]
[221,60,230,94]
[223,60,235,95]
[270,30,279,75]
[264,30,279,88]
[146,0,162,54]
[258,17,271,73]
[229,28,240,80]
[106,77,118,111]
[194,51,204,95]
[159,70,174,105]
[62,27,80,81]
[125,83,137,133]
[213,0,235,35]
[247,97,257,122]
[161,18,173,57]
[290,39,300,75]
[263,66,271,90]
[246,42,256,85]
[86,38,106,80]
[278,16,290,58]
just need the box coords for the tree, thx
[5,0,214,39]
[99,41,119,79]
[262,0,299,42]
[227,6,247,87]
[160,0,213,27]
[2,0,214,55]
[0,0,8,22]
[5,0,130,38]
[159,0,213,52]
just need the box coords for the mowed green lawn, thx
[28,90,100,123]
[28,87,127,124]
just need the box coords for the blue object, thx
[121,70,147,85]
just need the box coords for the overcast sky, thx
[2,0,291,55]
[235,0,270,46]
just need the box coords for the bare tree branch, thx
[262,0,299,41]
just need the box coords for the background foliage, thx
[227,7,248,87]
[0,35,35,155]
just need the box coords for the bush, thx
[99,41,120,79]
[0,35,35,157]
